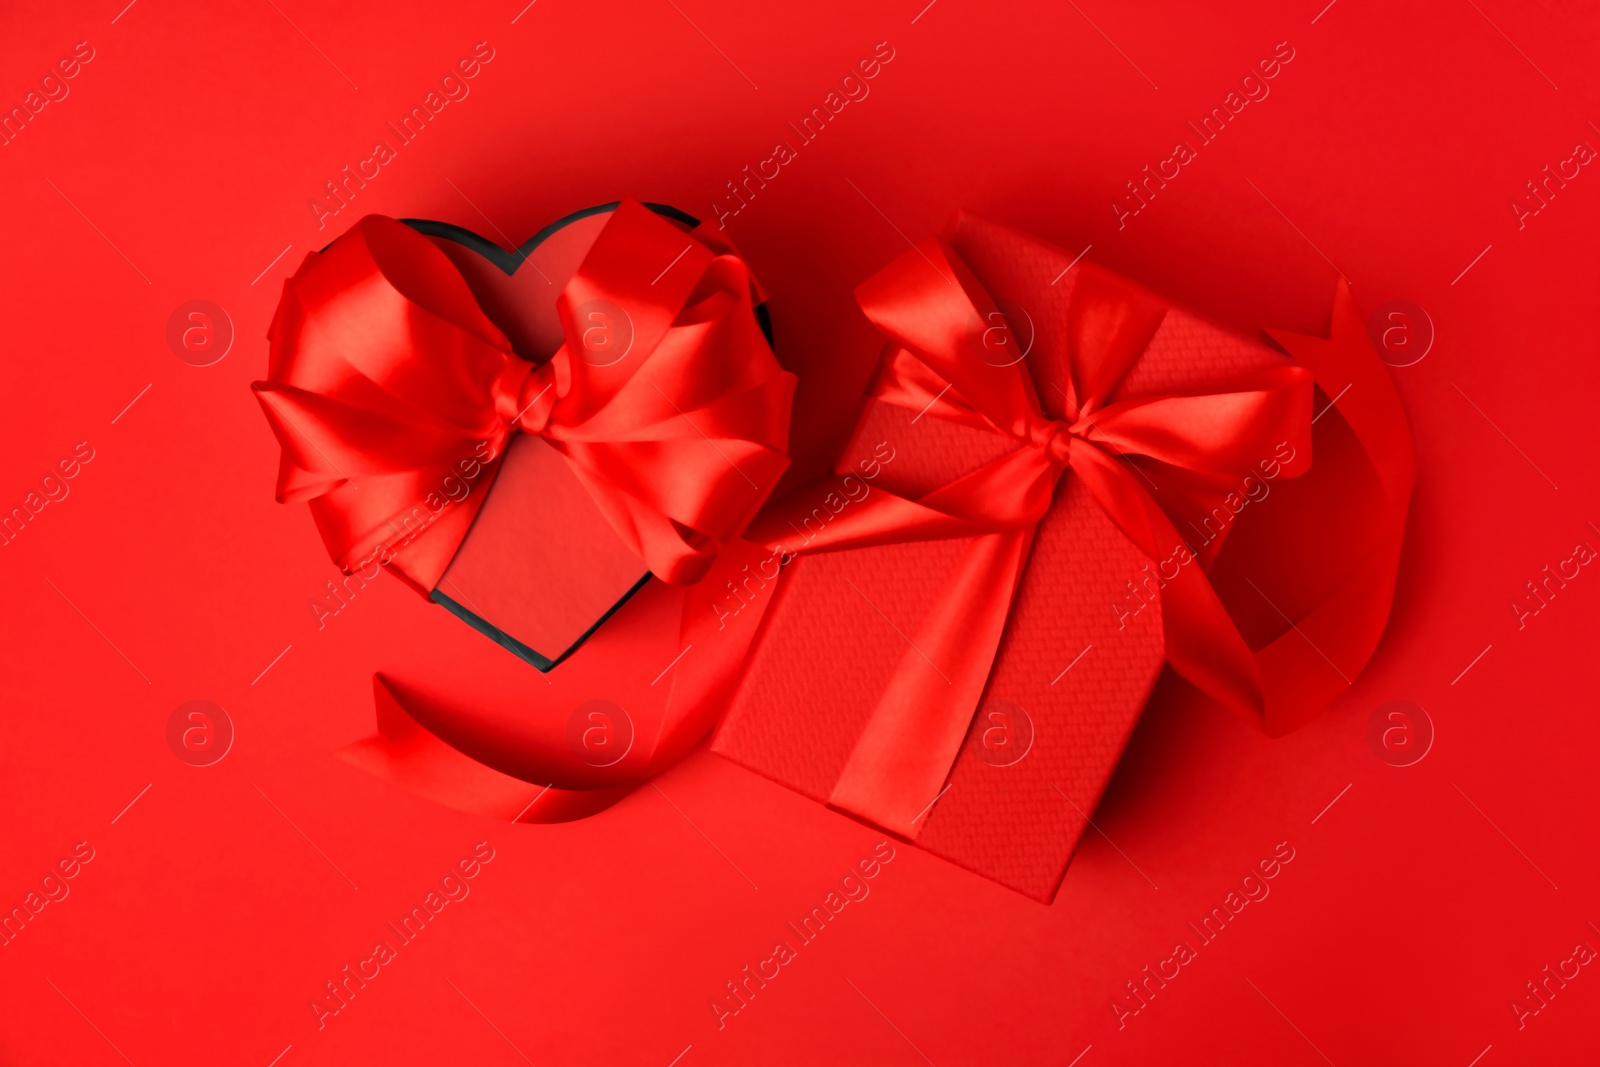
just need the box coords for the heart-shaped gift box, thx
[256,199,794,671]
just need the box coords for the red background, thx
[3,0,1599,1063]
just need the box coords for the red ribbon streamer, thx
[340,541,775,823]
[745,215,1409,840]
[252,200,795,593]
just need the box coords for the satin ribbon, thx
[252,199,795,593]
[341,538,776,824]
[1258,279,1415,736]
[746,231,1316,838]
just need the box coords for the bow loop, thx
[1065,263,1170,414]
[254,201,794,595]
[856,236,1046,441]
[1079,365,1314,486]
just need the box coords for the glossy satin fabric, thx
[746,231,1318,838]
[252,200,795,593]
[1260,279,1415,736]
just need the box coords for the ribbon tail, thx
[337,675,635,822]
[828,529,1033,838]
[1268,279,1414,511]
[1071,444,1266,722]
[338,542,786,824]
[1254,531,1401,735]
[645,540,784,759]
[748,477,1000,555]
[1256,278,1416,735]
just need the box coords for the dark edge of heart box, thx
[337,201,775,673]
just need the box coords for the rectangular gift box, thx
[711,218,1295,902]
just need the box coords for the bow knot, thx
[1025,413,1075,468]
[492,358,560,436]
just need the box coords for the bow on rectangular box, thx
[711,213,1413,901]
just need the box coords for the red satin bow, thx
[747,233,1316,837]
[252,200,795,593]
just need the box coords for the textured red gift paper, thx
[715,216,1311,901]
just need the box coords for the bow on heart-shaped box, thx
[254,199,795,669]
[711,211,1414,901]
[253,200,798,820]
